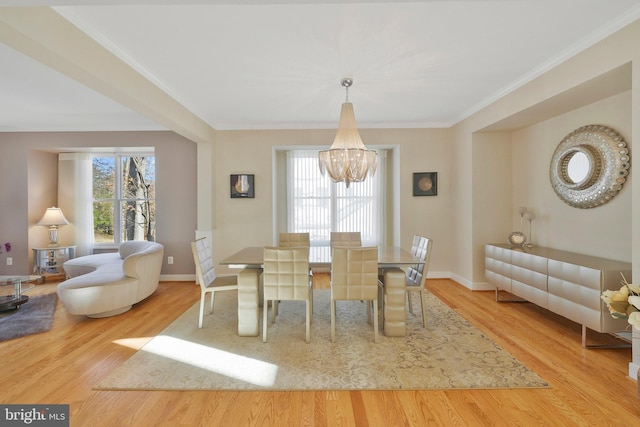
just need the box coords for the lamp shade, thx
[37,207,69,226]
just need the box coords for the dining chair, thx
[279,232,313,276]
[262,246,313,343]
[278,232,310,248]
[405,237,433,328]
[191,237,238,329]
[330,231,362,248]
[330,246,380,343]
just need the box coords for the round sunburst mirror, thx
[549,125,630,209]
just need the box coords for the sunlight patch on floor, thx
[138,335,278,387]
[113,337,154,350]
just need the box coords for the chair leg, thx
[419,290,427,328]
[305,300,311,344]
[378,285,386,325]
[263,299,269,343]
[373,298,379,343]
[331,299,336,342]
[198,292,207,328]
[209,290,215,314]
[407,290,414,314]
[272,300,278,323]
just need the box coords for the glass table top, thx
[0,275,41,311]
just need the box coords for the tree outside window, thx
[93,155,155,245]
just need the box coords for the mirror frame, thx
[549,125,629,209]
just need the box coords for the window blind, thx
[286,150,385,246]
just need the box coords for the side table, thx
[0,275,41,312]
[32,246,76,280]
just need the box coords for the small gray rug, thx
[0,293,57,341]
[97,290,549,391]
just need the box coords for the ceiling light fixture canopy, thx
[318,78,377,188]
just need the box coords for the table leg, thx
[383,268,407,336]
[237,268,262,337]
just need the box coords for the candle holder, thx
[523,212,536,248]
[517,207,528,233]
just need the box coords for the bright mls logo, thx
[1,405,69,426]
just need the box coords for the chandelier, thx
[318,78,377,188]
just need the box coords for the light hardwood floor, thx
[2,276,639,426]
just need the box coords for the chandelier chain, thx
[341,78,352,102]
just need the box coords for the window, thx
[92,154,155,245]
[286,150,384,246]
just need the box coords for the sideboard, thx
[485,243,631,348]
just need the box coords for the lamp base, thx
[47,226,59,248]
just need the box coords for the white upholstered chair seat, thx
[191,237,238,329]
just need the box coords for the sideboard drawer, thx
[512,251,548,275]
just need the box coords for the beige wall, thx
[471,131,513,286]
[0,139,33,273]
[210,127,453,277]
[452,19,640,288]
[511,91,631,260]
[27,150,58,267]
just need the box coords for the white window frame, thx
[92,152,155,248]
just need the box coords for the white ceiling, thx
[2,1,640,134]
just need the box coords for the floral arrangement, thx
[601,273,640,329]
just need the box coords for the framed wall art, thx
[230,174,255,198]
[413,172,437,196]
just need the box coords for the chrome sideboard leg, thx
[582,325,631,349]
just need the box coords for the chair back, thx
[410,235,421,255]
[191,237,217,290]
[263,246,311,301]
[278,232,310,248]
[410,235,428,258]
[331,246,378,300]
[406,237,433,289]
[330,232,362,248]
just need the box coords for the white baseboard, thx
[629,362,639,381]
[447,273,494,291]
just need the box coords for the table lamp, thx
[37,207,69,247]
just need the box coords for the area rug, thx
[96,290,548,391]
[0,293,57,341]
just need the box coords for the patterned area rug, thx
[0,293,57,341]
[96,289,548,391]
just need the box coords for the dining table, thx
[220,245,421,337]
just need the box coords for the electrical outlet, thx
[6,257,12,266]
[168,256,174,265]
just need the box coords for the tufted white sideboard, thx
[485,243,632,348]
